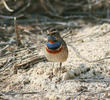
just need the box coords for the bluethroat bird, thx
[44,30,68,71]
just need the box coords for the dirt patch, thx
[1,23,110,99]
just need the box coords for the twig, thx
[0,14,24,19]
[73,90,85,100]
[0,45,9,51]
[86,89,110,96]
[97,92,101,100]
[13,0,31,15]
[46,0,58,16]
[2,0,14,12]
[40,0,54,16]
[1,89,110,99]
[13,56,47,74]
[0,56,15,72]
[40,0,64,19]
[0,91,46,96]
[0,45,9,57]
[65,78,110,83]
[14,17,22,46]
[0,39,16,47]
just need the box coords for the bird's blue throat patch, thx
[46,41,61,50]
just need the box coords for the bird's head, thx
[47,30,61,43]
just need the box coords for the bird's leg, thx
[56,62,62,82]
[60,62,62,70]
[59,62,62,74]
[53,62,54,68]
[52,62,54,74]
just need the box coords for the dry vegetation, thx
[1,0,110,100]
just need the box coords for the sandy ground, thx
[1,23,110,100]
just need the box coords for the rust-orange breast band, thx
[46,45,63,54]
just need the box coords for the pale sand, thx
[1,23,110,100]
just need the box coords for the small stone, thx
[80,63,86,68]
[45,94,60,100]
[62,67,67,73]
[74,69,81,76]
[37,69,44,75]
[53,67,59,75]
[23,79,30,85]
[63,70,75,80]
[46,67,53,75]
[76,86,88,92]
[108,70,110,75]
